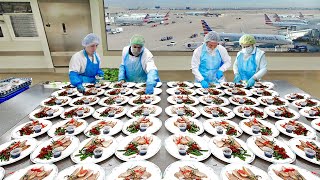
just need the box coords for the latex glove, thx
[145,84,154,94]
[233,74,241,83]
[216,70,224,79]
[97,69,104,77]
[77,84,85,93]
[247,77,256,88]
[201,80,209,88]
[146,69,159,87]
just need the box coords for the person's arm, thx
[96,53,104,77]
[141,50,159,86]
[233,53,240,75]
[118,47,127,81]
[191,47,204,82]
[253,53,267,80]
[69,54,83,87]
[218,46,232,72]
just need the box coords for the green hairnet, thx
[239,34,256,45]
[130,35,145,46]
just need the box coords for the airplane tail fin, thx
[274,13,281,22]
[201,20,212,34]
[299,12,304,19]
[143,14,150,22]
[165,11,170,17]
[264,14,272,24]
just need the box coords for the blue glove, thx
[146,69,159,87]
[145,84,154,94]
[247,77,256,88]
[69,71,82,87]
[201,80,209,88]
[234,74,241,83]
[216,70,224,79]
[77,84,85,93]
[118,65,126,81]
[97,69,104,77]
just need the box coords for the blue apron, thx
[198,44,224,83]
[237,50,257,81]
[123,49,147,82]
[79,49,100,83]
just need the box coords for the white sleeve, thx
[217,46,231,72]
[142,49,157,73]
[69,53,81,73]
[254,54,267,80]
[233,53,240,75]
[121,47,128,66]
[191,47,204,82]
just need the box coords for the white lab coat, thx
[69,50,101,73]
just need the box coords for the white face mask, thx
[242,46,254,54]
[131,46,143,56]
[206,47,216,55]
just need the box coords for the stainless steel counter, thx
[0,80,319,178]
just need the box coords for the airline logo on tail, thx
[299,12,304,19]
[143,14,150,22]
[274,13,281,22]
[201,20,213,34]
[264,14,273,25]
[164,11,170,20]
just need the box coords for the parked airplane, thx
[274,13,308,24]
[148,12,169,23]
[114,14,149,26]
[264,14,308,29]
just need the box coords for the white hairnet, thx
[82,33,100,47]
[204,31,220,43]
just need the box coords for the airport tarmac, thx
[106,9,320,51]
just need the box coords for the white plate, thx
[51,89,78,97]
[59,83,75,90]
[250,88,279,97]
[239,119,280,137]
[0,138,38,166]
[132,88,162,96]
[275,119,316,139]
[11,120,52,139]
[163,160,219,180]
[0,167,4,180]
[104,88,133,96]
[203,119,242,137]
[4,164,58,180]
[247,136,296,163]
[84,119,123,137]
[56,163,105,180]
[200,106,235,119]
[165,105,201,118]
[292,99,320,109]
[258,96,290,107]
[196,88,225,96]
[31,136,80,164]
[199,95,230,106]
[233,106,268,119]
[167,95,199,106]
[126,105,162,119]
[284,93,311,101]
[69,96,100,107]
[115,134,161,161]
[47,119,88,137]
[165,134,211,161]
[98,95,129,106]
[289,137,320,165]
[29,106,64,120]
[209,136,255,164]
[265,106,300,120]
[251,81,275,90]
[166,87,196,96]
[83,82,110,89]
[77,88,105,97]
[122,117,162,135]
[220,82,246,89]
[165,116,204,135]
[107,160,162,180]
[268,163,319,180]
[109,82,136,88]
[135,82,163,89]
[40,96,72,107]
[194,82,221,89]
[299,106,320,119]
[224,88,253,96]
[229,95,260,107]
[220,163,270,180]
[311,118,320,131]
[71,135,117,164]
[93,106,127,120]
[128,95,161,106]
[60,106,95,119]
[167,81,194,88]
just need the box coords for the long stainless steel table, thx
[0,80,319,178]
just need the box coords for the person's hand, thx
[216,70,223,79]
[233,74,241,83]
[77,84,85,93]
[201,80,209,88]
[118,80,125,83]
[247,77,255,88]
[145,84,154,94]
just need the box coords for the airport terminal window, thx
[104,0,320,53]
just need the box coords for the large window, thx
[104,0,320,53]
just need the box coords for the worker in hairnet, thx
[69,33,104,93]
[118,34,160,94]
[191,31,231,88]
[233,34,267,88]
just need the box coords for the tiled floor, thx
[1,70,319,98]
